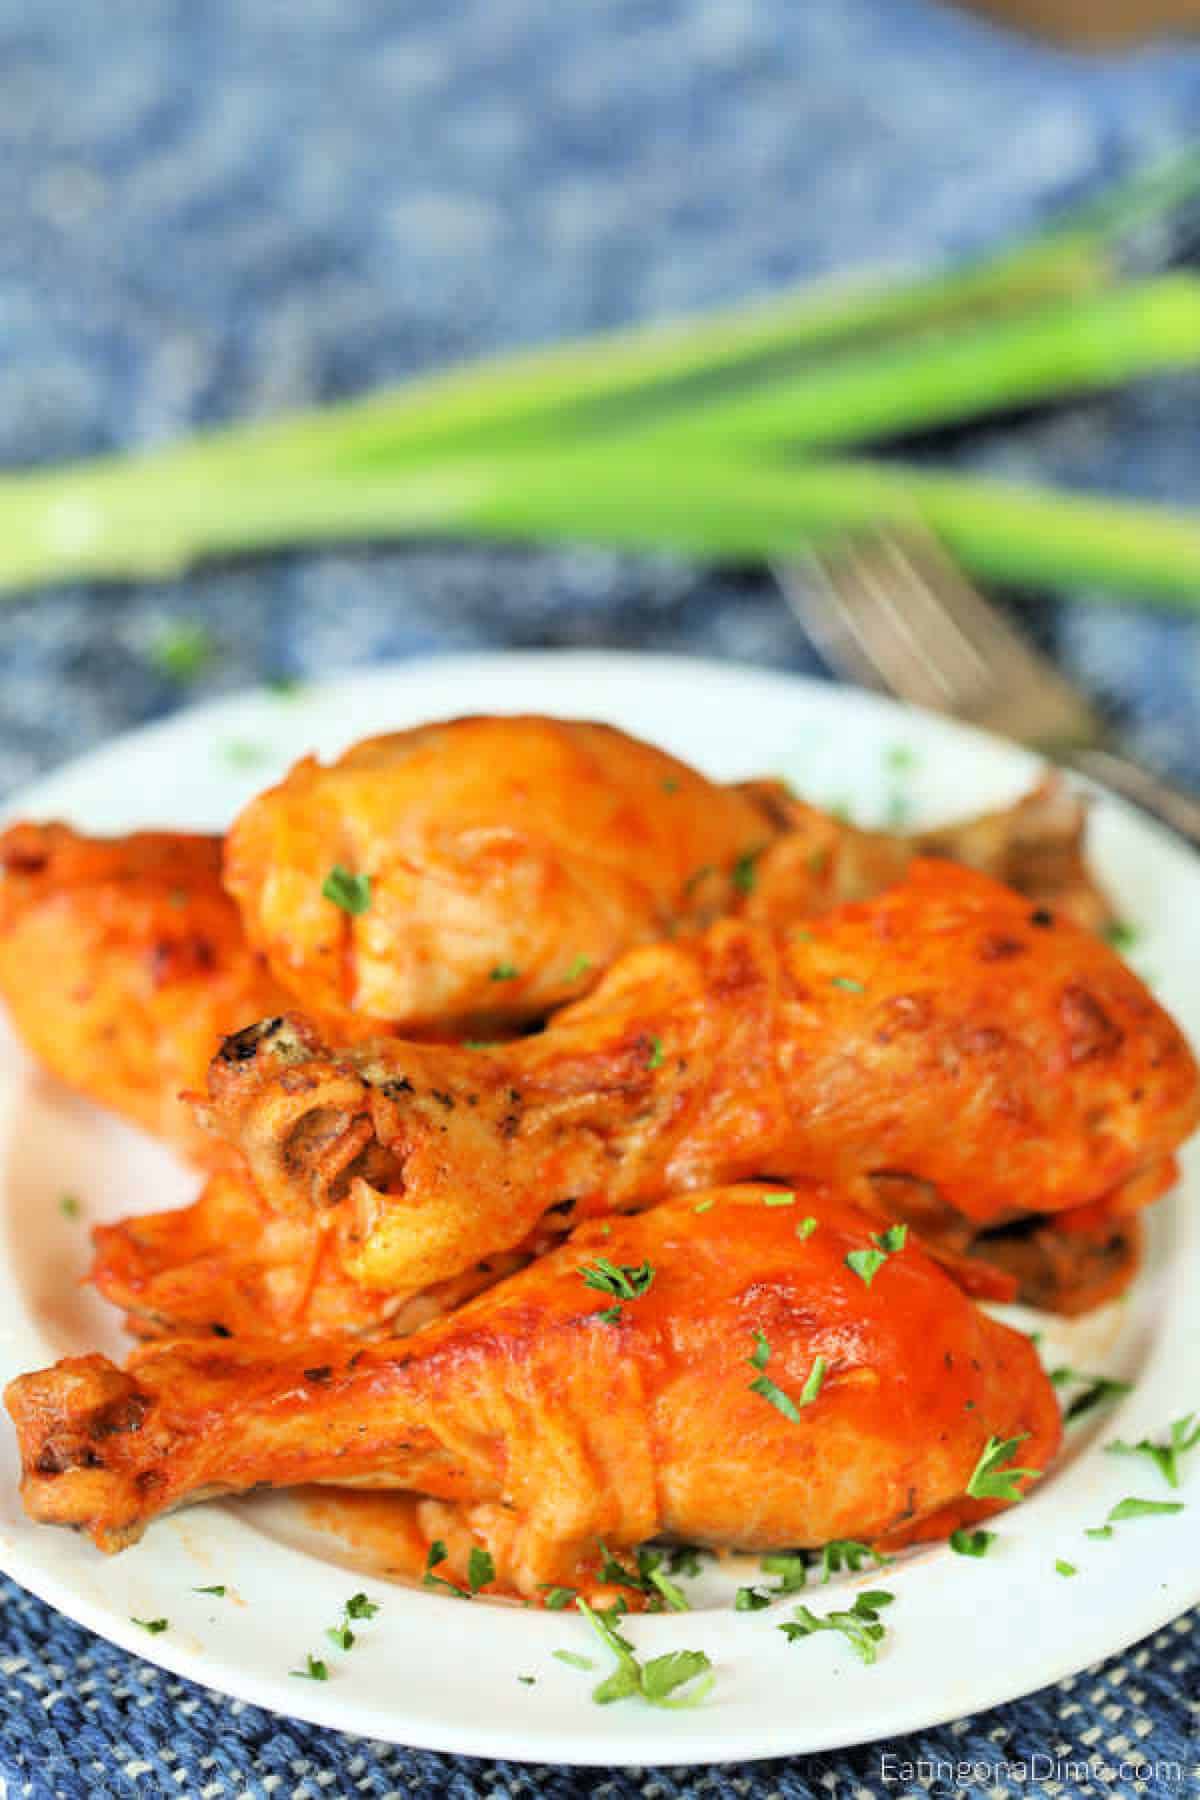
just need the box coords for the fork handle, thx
[1059,745,1200,850]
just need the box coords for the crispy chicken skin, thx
[89,1167,527,1341]
[0,823,289,1162]
[5,1187,1061,1587]
[201,861,1198,1309]
[222,716,777,1031]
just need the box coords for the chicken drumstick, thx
[6,1186,1061,1591]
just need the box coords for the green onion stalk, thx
[0,144,1198,599]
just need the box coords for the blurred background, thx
[1,0,1200,791]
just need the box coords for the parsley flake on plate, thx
[131,1617,168,1635]
[1049,1366,1133,1422]
[1055,1559,1077,1577]
[192,1584,226,1597]
[966,1433,1041,1503]
[290,1654,329,1681]
[1105,1496,1186,1523]
[1106,1413,1199,1488]
[574,1598,714,1709]
[779,1590,894,1665]
[950,1528,996,1559]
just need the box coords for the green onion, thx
[1,148,1200,601]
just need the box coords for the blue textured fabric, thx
[1,1,1199,1794]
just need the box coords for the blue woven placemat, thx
[1,1,1199,1793]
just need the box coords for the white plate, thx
[0,650,1197,1766]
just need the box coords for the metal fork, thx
[775,527,1200,848]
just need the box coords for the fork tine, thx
[776,526,1103,748]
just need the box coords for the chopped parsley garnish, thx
[1106,1413,1199,1488]
[746,1331,824,1422]
[489,961,520,981]
[576,1598,714,1708]
[1055,1559,1077,1577]
[58,1193,81,1220]
[966,1433,1040,1502]
[949,1528,995,1558]
[732,844,767,895]
[817,1540,890,1580]
[468,1547,496,1593]
[518,1674,536,1685]
[222,739,271,771]
[762,1190,795,1208]
[148,620,214,683]
[131,1617,168,1635]
[845,1224,907,1288]
[1105,1496,1186,1523]
[1103,920,1139,953]
[1085,1525,1114,1541]
[1049,1367,1133,1422]
[779,1590,894,1665]
[830,975,866,994]
[344,1592,379,1620]
[645,1035,664,1070]
[564,955,592,981]
[693,1197,716,1214]
[290,1654,329,1681]
[554,1649,596,1671]
[795,1216,818,1240]
[540,1586,577,1611]
[422,1540,468,1598]
[326,1623,355,1651]
[322,865,371,915]
[736,1586,772,1611]
[192,1584,226,1596]
[799,1356,827,1406]
[580,1257,655,1325]
[759,1552,810,1594]
[595,1545,689,1613]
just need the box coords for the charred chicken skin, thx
[202,862,1197,1313]
[5,1187,1062,1589]
[0,823,289,1163]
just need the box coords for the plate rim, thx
[1,647,1197,1767]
